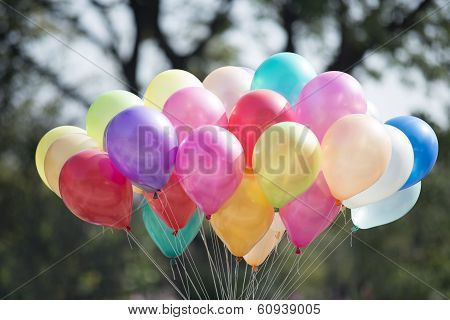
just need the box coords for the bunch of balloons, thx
[36,52,439,269]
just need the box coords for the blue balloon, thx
[251,52,316,109]
[385,116,438,189]
[142,202,203,258]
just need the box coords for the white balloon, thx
[366,100,382,121]
[343,125,414,209]
[351,182,421,229]
[203,66,253,117]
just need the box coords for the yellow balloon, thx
[35,126,86,189]
[244,214,285,268]
[322,114,392,200]
[252,122,322,209]
[210,172,274,257]
[143,69,202,110]
[132,185,144,195]
[44,133,98,197]
[86,90,143,149]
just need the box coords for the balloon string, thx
[275,219,351,299]
[269,202,343,299]
[155,195,211,299]
[147,201,206,299]
[126,231,187,300]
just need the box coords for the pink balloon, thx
[163,87,228,143]
[280,173,341,252]
[296,71,367,141]
[176,125,245,217]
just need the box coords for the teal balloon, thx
[142,203,203,258]
[351,182,421,230]
[251,52,316,109]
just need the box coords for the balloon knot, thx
[206,215,211,220]
[172,230,178,236]
[274,207,279,213]
[235,256,242,262]
[295,247,302,254]
[252,265,258,272]
[335,199,341,206]
[153,192,158,199]
[351,226,359,233]
[125,226,132,232]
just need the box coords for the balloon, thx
[366,100,382,121]
[163,87,228,143]
[44,133,98,197]
[244,214,284,268]
[351,182,421,229]
[36,126,86,189]
[105,106,178,192]
[144,172,197,232]
[228,89,296,168]
[343,126,414,209]
[251,52,316,108]
[59,150,133,229]
[86,90,143,149]
[252,121,322,209]
[143,203,203,258]
[211,172,274,257]
[296,71,367,141]
[203,66,253,117]
[321,114,391,201]
[280,173,341,250]
[176,125,245,216]
[143,69,202,110]
[385,116,438,189]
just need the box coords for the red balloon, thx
[144,172,197,232]
[228,89,296,167]
[59,149,133,229]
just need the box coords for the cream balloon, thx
[143,69,202,110]
[44,133,98,197]
[244,214,285,268]
[343,126,413,208]
[35,126,86,189]
[203,66,253,117]
[321,114,391,201]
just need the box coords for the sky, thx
[32,0,449,128]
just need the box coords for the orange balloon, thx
[44,133,98,197]
[210,172,274,257]
[321,114,391,200]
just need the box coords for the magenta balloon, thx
[296,71,367,141]
[280,173,341,250]
[163,87,228,143]
[175,125,245,216]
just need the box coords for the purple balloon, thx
[105,106,178,192]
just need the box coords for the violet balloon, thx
[176,125,245,217]
[296,71,367,141]
[163,87,228,143]
[280,173,341,252]
[105,106,178,192]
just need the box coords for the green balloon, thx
[86,90,143,149]
[142,202,203,258]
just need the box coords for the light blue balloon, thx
[351,182,421,230]
[385,116,438,189]
[251,52,316,109]
[142,203,203,258]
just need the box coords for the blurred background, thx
[0,0,449,299]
